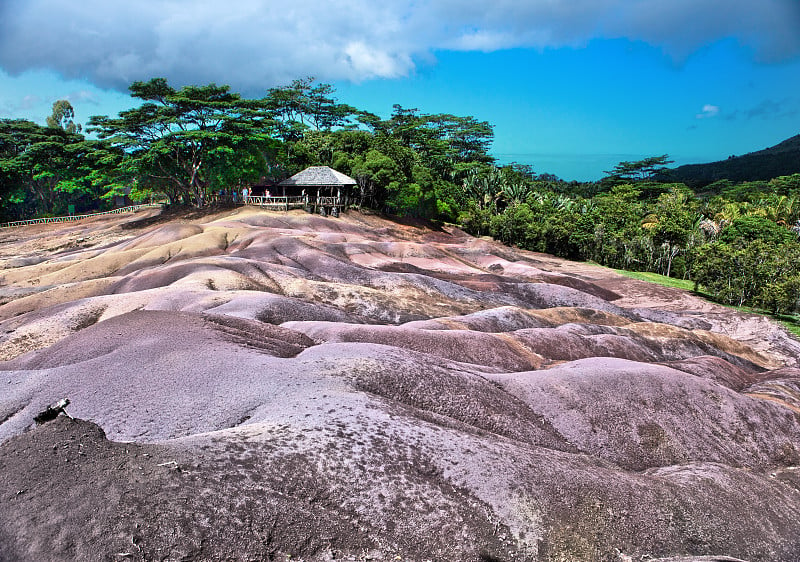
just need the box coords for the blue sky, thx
[1,0,799,181]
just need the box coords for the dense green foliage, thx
[2,78,799,314]
[88,79,277,207]
[458,163,800,314]
[0,114,103,219]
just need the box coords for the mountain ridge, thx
[665,133,800,187]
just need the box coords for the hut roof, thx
[278,166,356,187]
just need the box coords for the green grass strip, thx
[611,269,695,291]
[613,268,800,340]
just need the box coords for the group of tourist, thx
[209,187,275,205]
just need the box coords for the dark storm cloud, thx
[611,0,800,62]
[0,0,416,93]
[0,0,797,93]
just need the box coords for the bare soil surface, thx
[1,206,799,561]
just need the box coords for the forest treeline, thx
[2,78,800,314]
[0,78,494,220]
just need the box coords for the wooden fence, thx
[243,196,306,210]
[243,196,346,214]
[1,196,348,230]
[0,204,162,229]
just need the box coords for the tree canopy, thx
[603,155,673,184]
[0,117,96,218]
[88,79,278,206]
[46,100,81,134]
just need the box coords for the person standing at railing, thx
[242,186,249,204]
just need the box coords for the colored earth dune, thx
[0,207,799,561]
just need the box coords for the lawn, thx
[613,268,800,340]
[612,269,695,291]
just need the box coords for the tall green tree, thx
[89,78,277,206]
[641,186,700,277]
[0,118,95,217]
[380,105,494,179]
[46,100,81,134]
[265,78,358,144]
[719,214,796,246]
[0,119,31,219]
[591,184,648,269]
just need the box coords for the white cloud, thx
[0,0,797,93]
[65,90,101,106]
[696,104,720,119]
[343,42,413,80]
[0,94,43,118]
[17,94,42,111]
[449,30,517,52]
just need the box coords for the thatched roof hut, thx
[278,166,357,215]
[278,166,356,192]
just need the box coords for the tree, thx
[89,78,277,206]
[769,173,800,196]
[691,241,767,306]
[592,184,647,269]
[461,167,503,211]
[0,120,31,220]
[265,78,358,144]
[641,186,700,277]
[0,118,96,216]
[46,100,81,133]
[757,276,800,314]
[498,180,532,208]
[603,155,673,184]
[719,215,795,246]
[380,105,494,180]
[692,239,800,311]
[351,148,403,209]
[720,180,771,202]
[489,201,536,246]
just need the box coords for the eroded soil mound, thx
[1,207,799,561]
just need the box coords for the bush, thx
[720,215,795,246]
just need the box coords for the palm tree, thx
[462,167,505,211]
[499,181,532,207]
[714,202,743,228]
[759,194,800,225]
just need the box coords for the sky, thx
[1,0,799,181]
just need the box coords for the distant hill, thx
[664,134,800,188]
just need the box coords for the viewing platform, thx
[243,195,348,216]
[243,195,305,210]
